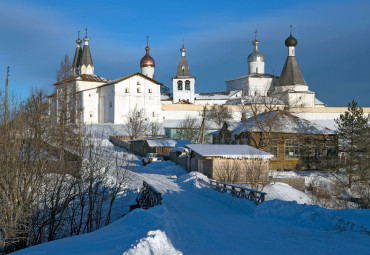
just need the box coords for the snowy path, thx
[16,160,370,255]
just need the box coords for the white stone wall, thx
[226,76,273,96]
[80,89,99,124]
[249,61,265,74]
[113,74,162,124]
[80,65,94,75]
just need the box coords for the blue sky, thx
[0,0,369,106]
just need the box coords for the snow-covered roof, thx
[195,90,241,100]
[226,73,277,82]
[233,112,336,135]
[161,93,172,100]
[146,139,191,148]
[186,144,274,159]
[162,119,220,130]
[225,120,240,132]
[315,98,326,106]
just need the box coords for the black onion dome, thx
[285,34,297,47]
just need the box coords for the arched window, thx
[177,81,183,90]
[185,80,190,90]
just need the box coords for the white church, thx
[49,28,350,127]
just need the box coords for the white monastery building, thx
[49,28,367,127]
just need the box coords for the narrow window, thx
[125,88,129,93]
[149,88,152,93]
[152,112,155,117]
[137,88,141,93]
[137,81,141,85]
[177,81,183,90]
[185,80,190,90]
[90,114,92,117]
[109,101,112,107]
[314,147,321,160]
[89,94,91,97]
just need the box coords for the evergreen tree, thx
[335,100,370,188]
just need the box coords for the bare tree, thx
[149,120,162,137]
[175,115,199,142]
[207,105,233,126]
[124,106,149,139]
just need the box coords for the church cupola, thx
[80,28,94,75]
[140,36,155,79]
[285,26,298,56]
[71,31,83,76]
[247,31,265,74]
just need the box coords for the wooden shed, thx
[186,144,274,185]
[129,138,191,157]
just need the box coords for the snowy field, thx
[14,136,370,255]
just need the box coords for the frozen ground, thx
[15,139,370,255]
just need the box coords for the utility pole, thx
[197,105,207,144]
[4,66,9,130]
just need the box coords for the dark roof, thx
[80,41,93,67]
[176,54,191,77]
[72,46,82,73]
[276,56,306,86]
[54,74,109,85]
[97,72,163,89]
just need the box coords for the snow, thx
[233,111,336,135]
[186,144,274,159]
[146,139,191,148]
[264,182,312,204]
[14,135,370,255]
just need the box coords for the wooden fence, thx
[198,178,266,205]
[133,181,162,209]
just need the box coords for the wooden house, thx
[214,112,338,171]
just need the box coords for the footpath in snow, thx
[16,154,370,255]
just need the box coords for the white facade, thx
[172,77,195,103]
[80,73,162,124]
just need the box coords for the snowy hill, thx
[14,144,370,255]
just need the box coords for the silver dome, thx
[247,38,265,62]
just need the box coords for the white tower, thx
[140,36,155,79]
[172,44,195,104]
[80,28,94,75]
[247,31,265,74]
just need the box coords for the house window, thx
[185,80,190,90]
[165,129,171,138]
[177,81,183,90]
[152,112,155,117]
[137,88,141,93]
[125,88,129,93]
[89,94,91,97]
[268,139,278,158]
[285,139,298,159]
[137,81,141,85]
[149,88,152,93]
[109,101,112,107]
[90,114,92,117]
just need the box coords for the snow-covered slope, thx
[15,160,370,255]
